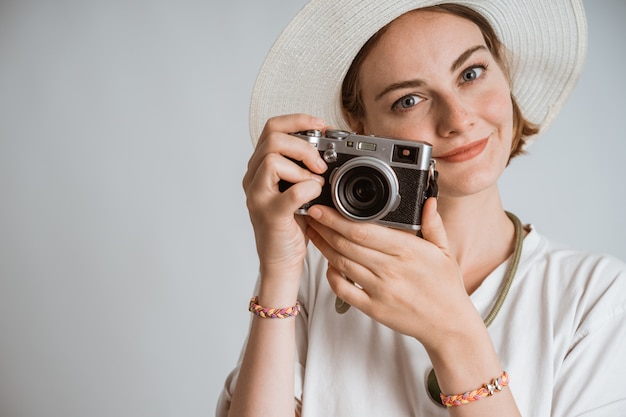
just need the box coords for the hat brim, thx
[249,0,587,147]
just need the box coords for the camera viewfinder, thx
[392,145,419,165]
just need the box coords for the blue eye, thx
[392,94,422,110]
[461,66,485,82]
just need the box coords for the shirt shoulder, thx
[521,226,626,335]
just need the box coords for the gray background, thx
[0,1,624,416]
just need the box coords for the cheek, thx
[481,74,515,134]
[484,89,514,131]
[481,91,514,169]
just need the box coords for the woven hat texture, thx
[249,0,587,146]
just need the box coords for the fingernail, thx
[311,175,324,185]
[317,159,328,171]
[308,206,322,219]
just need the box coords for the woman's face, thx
[357,10,514,198]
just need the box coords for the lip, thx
[434,138,489,163]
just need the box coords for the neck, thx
[436,185,517,294]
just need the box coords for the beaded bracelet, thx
[440,371,509,407]
[248,296,300,318]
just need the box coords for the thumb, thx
[420,197,450,252]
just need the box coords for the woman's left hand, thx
[305,197,476,346]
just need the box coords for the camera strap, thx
[426,159,438,199]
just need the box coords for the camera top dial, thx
[325,129,351,139]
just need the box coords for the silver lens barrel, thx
[330,157,400,221]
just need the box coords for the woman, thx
[218,1,626,416]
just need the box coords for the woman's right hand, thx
[232,115,328,417]
[242,114,328,286]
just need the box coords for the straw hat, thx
[249,0,587,146]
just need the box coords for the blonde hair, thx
[341,4,539,162]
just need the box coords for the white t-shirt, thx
[217,226,626,416]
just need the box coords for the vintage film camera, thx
[280,129,438,231]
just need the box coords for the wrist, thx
[257,266,303,308]
[420,296,485,352]
[426,322,503,396]
[249,296,301,319]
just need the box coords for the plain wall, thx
[0,1,624,416]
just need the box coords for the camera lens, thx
[342,169,387,216]
[351,178,378,205]
[331,157,400,221]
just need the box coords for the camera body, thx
[280,129,437,231]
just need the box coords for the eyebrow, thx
[375,79,425,101]
[374,45,488,101]
[450,45,487,72]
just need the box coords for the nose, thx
[435,93,475,138]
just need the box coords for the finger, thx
[244,135,323,191]
[252,128,328,171]
[279,180,324,216]
[326,264,372,308]
[419,197,450,252]
[306,220,380,285]
[244,131,328,194]
[251,114,327,175]
[258,114,325,146]
[243,137,327,195]
[247,165,323,218]
[306,204,415,254]
[246,152,324,192]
